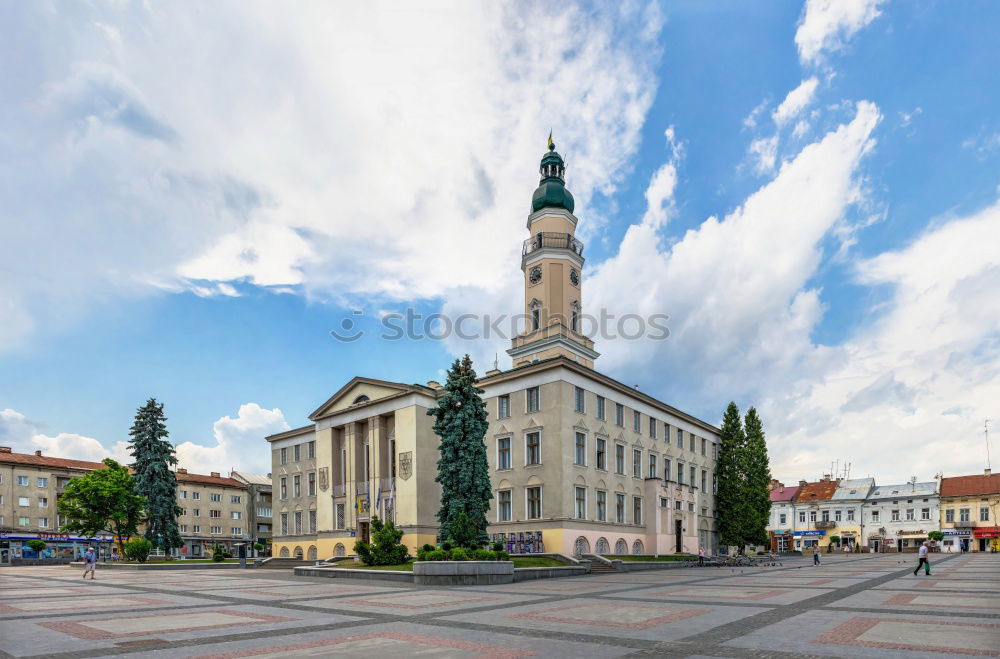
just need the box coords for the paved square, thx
[1,552,998,657]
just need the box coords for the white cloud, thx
[749,135,779,173]
[795,0,885,66]
[0,408,130,464]
[175,403,289,475]
[0,2,662,350]
[773,77,819,126]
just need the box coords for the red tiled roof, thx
[770,485,800,502]
[0,451,107,472]
[176,472,244,488]
[794,480,839,502]
[940,473,1000,497]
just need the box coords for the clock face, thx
[570,268,580,286]
[529,266,542,284]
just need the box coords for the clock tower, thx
[508,136,599,368]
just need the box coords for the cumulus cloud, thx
[0,408,130,464]
[0,2,662,350]
[795,0,885,66]
[773,78,819,126]
[175,403,289,475]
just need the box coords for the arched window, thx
[307,546,317,560]
[279,547,289,558]
[573,536,591,557]
[293,546,303,559]
[595,537,610,554]
[615,539,628,555]
[529,299,541,332]
[352,395,370,404]
[632,540,644,555]
[334,543,346,557]
[571,301,580,332]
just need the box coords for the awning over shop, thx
[973,527,1000,539]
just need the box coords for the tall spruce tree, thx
[743,407,772,549]
[128,398,183,553]
[716,402,749,552]
[427,355,492,546]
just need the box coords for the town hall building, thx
[267,139,721,560]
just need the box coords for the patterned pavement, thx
[1,552,998,658]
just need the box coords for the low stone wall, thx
[293,566,415,583]
[513,565,588,581]
[414,561,514,586]
[68,561,250,570]
[610,558,696,572]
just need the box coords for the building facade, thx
[861,481,939,553]
[940,470,1000,552]
[767,481,800,552]
[231,471,273,554]
[174,469,252,558]
[268,141,721,560]
[825,477,875,551]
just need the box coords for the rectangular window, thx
[822,510,830,522]
[37,477,48,488]
[309,510,317,533]
[293,475,301,498]
[922,508,931,521]
[871,510,879,522]
[648,454,658,479]
[596,438,607,470]
[596,396,606,420]
[632,410,641,432]
[497,436,512,470]
[18,496,29,506]
[18,516,30,526]
[664,459,671,482]
[293,444,300,462]
[701,470,707,493]
[497,395,510,419]
[526,387,540,413]
[981,507,990,521]
[193,524,201,534]
[231,511,242,520]
[712,442,718,459]
[233,527,243,536]
[596,490,607,521]
[192,492,200,500]
[294,511,302,534]
[809,511,817,523]
[281,513,288,534]
[847,509,855,521]
[689,434,695,452]
[180,524,188,533]
[615,493,626,523]
[945,508,954,522]
[210,510,221,518]
[575,487,587,519]
[280,477,287,499]
[906,508,915,521]
[701,438,706,456]
[17,476,29,486]
[525,431,541,465]
[615,403,624,426]
[180,490,187,499]
[497,489,512,521]
[211,525,222,535]
[677,462,684,485]
[799,511,806,523]
[308,471,316,496]
[336,504,345,529]
[649,417,656,438]
[834,509,842,522]
[210,493,222,502]
[280,447,287,465]
[308,440,315,459]
[632,496,642,525]
[38,517,49,528]
[230,495,242,504]
[615,444,625,474]
[690,465,696,487]
[194,508,201,517]
[574,386,585,413]
[632,448,641,478]
[675,500,682,511]
[526,486,542,519]
[891,509,900,521]
[574,432,586,466]
[779,513,787,524]
[677,428,684,448]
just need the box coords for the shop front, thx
[0,532,115,565]
[942,528,973,552]
[973,527,999,552]
[769,529,793,552]
[793,530,825,551]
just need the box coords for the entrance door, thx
[980,538,988,552]
[674,519,682,553]
[360,522,371,544]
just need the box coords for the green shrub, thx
[354,516,410,566]
[422,543,435,552]
[123,538,153,563]
[449,547,470,561]
[471,548,493,560]
[494,550,510,561]
[441,541,452,551]
[447,510,482,549]
[26,539,47,554]
[253,542,264,552]
[492,541,504,551]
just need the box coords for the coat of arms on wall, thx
[399,451,413,480]
[318,467,329,492]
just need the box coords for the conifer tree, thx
[743,407,772,549]
[128,398,183,553]
[716,401,748,552]
[427,355,492,546]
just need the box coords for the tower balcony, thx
[522,232,584,257]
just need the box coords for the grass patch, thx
[511,556,566,568]
[601,554,696,562]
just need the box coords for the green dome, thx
[530,142,575,213]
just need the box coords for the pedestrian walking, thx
[82,546,97,580]
[913,541,931,576]
[698,547,705,566]
[813,546,820,566]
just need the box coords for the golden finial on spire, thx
[547,130,555,151]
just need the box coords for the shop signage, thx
[770,529,790,535]
[38,532,71,540]
[942,529,970,536]
[794,530,826,537]
[972,527,1000,539]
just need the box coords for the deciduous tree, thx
[58,458,145,556]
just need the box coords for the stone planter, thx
[413,560,514,586]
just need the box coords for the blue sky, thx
[1,1,998,482]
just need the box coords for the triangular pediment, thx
[574,418,589,431]
[309,377,428,420]
[495,424,510,435]
[597,424,608,435]
[525,417,541,430]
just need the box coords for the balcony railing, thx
[522,232,584,257]
[815,520,836,529]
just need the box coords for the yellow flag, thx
[547,131,554,150]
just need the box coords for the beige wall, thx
[176,480,251,541]
[0,462,76,532]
